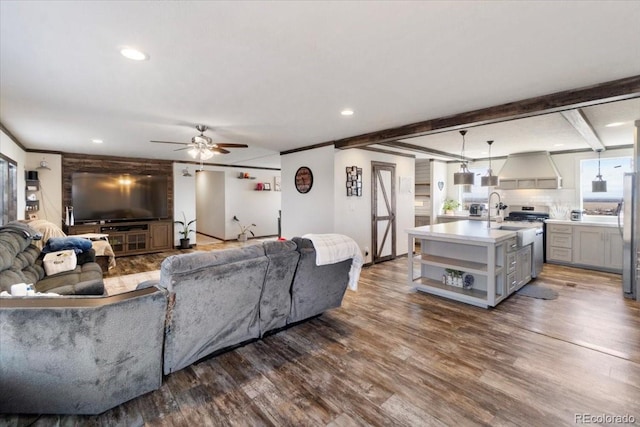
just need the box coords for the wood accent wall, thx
[62,154,174,219]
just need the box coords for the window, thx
[1,154,18,225]
[461,167,490,208]
[580,156,632,215]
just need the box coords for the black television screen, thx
[72,172,169,223]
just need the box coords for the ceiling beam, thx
[333,75,640,150]
[377,141,464,160]
[560,109,605,151]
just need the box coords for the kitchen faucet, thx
[487,191,501,228]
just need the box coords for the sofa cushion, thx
[159,245,269,374]
[260,240,299,335]
[35,263,104,295]
[288,237,352,324]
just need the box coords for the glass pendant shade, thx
[189,147,215,160]
[591,149,607,192]
[481,140,498,187]
[454,130,474,185]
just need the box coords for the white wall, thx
[281,145,335,237]
[334,150,414,262]
[224,169,280,240]
[25,153,62,226]
[196,171,225,239]
[174,162,281,244]
[0,129,27,219]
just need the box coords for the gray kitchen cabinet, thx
[572,225,622,273]
[547,223,573,263]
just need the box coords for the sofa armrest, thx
[0,287,168,414]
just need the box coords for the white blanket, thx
[302,233,363,291]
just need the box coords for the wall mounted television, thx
[72,172,169,223]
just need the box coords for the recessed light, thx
[341,109,354,116]
[605,122,625,127]
[120,47,149,61]
[91,139,103,144]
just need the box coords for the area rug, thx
[103,270,160,296]
[516,284,559,300]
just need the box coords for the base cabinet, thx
[573,225,623,272]
[547,222,622,273]
[67,220,173,256]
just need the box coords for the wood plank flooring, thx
[2,250,639,426]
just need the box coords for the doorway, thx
[371,161,396,263]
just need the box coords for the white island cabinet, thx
[407,221,520,308]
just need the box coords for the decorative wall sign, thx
[346,166,362,197]
[437,181,444,191]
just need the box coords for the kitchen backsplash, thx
[499,189,575,219]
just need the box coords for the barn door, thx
[371,161,396,263]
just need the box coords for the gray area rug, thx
[517,284,559,300]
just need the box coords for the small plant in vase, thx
[442,199,460,215]
[175,212,196,249]
[233,216,256,242]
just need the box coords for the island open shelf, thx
[407,220,517,308]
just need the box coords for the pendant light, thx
[481,140,499,187]
[453,130,474,185]
[592,149,607,192]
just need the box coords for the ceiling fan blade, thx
[215,143,249,148]
[150,140,190,145]
[212,147,230,154]
[173,147,192,152]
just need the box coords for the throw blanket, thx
[27,220,65,250]
[302,233,363,291]
[42,237,92,254]
[91,240,117,270]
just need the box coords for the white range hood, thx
[497,151,562,189]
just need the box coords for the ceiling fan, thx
[150,125,248,160]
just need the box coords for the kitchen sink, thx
[496,225,536,246]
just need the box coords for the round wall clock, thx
[294,166,313,194]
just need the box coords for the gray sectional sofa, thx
[0,237,355,415]
[0,222,105,295]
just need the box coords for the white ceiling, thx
[1,1,639,169]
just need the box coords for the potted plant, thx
[233,215,256,242]
[175,212,196,249]
[442,199,460,215]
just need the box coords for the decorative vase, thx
[65,207,70,226]
[179,238,190,249]
[69,207,74,226]
[238,233,248,242]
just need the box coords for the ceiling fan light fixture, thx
[481,140,499,187]
[454,130,474,185]
[592,149,607,192]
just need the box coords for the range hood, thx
[497,151,562,189]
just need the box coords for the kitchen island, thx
[407,220,532,308]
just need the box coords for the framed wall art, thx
[346,166,363,197]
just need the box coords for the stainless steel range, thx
[503,206,549,278]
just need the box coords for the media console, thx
[66,220,173,256]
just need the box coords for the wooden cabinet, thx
[150,221,172,251]
[67,220,172,256]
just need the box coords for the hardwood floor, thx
[2,251,639,426]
